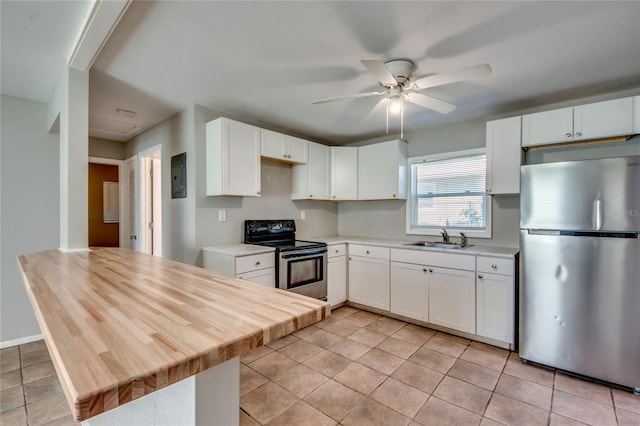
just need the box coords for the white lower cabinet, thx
[476,256,515,344]
[428,267,476,334]
[237,268,276,287]
[390,262,428,322]
[202,250,275,288]
[348,245,390,310]
[327,244,347,307]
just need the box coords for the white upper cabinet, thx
[330,147,358,200]
[206,117,261,197]
[291,142,330,200]
[260,129,308,164]
[634,96,640,134]
[358,139,408,200]
[486,116,522,195]
[522,97,634,147]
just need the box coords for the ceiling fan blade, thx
[413,64,492,89]
[360,58,398,87]
[405,92,457,114]
[312,90,385,105]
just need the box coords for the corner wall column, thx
[59,66,89,251]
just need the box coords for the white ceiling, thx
[2,1,640,144]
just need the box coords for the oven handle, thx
[280,248,327,259]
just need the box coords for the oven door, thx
[279,249,327,300]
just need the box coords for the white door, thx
[139,146,162,257]
[348,256,389,310]
[327,255,347,307]
[124,156,138,251]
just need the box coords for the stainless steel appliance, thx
[520,155,640,392]
[244,220,327,300]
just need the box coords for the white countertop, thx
[309,235,519,258]
[203,237,518,259]
[202,243,275,256]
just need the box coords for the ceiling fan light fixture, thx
[388,96,402,114]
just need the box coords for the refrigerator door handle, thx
[592,199,603,230]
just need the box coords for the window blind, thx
[412,154,487,229]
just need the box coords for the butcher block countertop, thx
[17,248,329,421]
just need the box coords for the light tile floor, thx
[2,307,639,425]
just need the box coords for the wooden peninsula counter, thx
[17,248,329,424]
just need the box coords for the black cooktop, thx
[244,220,326,252]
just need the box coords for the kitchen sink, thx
[404,241,472,249]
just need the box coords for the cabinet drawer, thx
[477,257,513,275]
[328,244,347,258]
[348,244,389,260]
[236,252,275,274]
[390,248,475,271]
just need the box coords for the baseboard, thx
[0,334,44,349]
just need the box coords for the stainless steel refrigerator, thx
[520,155,640,392]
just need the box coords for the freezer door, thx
[519,230,640,389]
[520,156,640,231]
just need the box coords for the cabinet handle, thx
[428,268,433,273]
[423,268,427,272]
[478,274,483,279]
[335,249,339,253]
[255,261,261,266]
[565,133,572,138]
[309,194,313,197]
[392,194,396,198]
[575,132,582,137]
[333,195,336,199]
[366,250,370,254]
[486,188,491,193]
[491,264,497,269]
[257,191,261,195]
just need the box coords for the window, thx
[407,148,491,238]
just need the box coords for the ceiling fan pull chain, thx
[386,95,390,134]
[400,98,404,139]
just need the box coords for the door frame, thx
[138,145,162,256]
[88,157,126,248]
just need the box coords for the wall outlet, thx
[218,209,227,222]
[300,211,306,220]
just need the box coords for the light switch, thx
[300,211,306,220]
[218,209,227,222]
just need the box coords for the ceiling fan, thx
[312,58,492,137]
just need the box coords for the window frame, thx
[406,148,492,238]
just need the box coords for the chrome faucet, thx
[460,232,467,247]
[440,228,449,243]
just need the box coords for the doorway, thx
[139,145,162,257]
[88,157,126,247]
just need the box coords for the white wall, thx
[338,89,640,248]
[338,119,522,247]
[1,95,60,345]
[125,105,338,267]
[89,136,125,160]
[125,106,196,264]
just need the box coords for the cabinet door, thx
[358,140,407,200]
[634,96,640,134]
[330,147,358,200]
[237,268,275,287]
[291,142,329,200]
[207,118,261,196]
[327,255,347,307]
[521,107,573,147]
[348,256,389,310]
[261,129,287,161]
[285,136,309,164]
[390,262,428,321]
[428,267,476,333]
[486,117,521,195]
[573,97,634,141]
[476,272,514,344]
